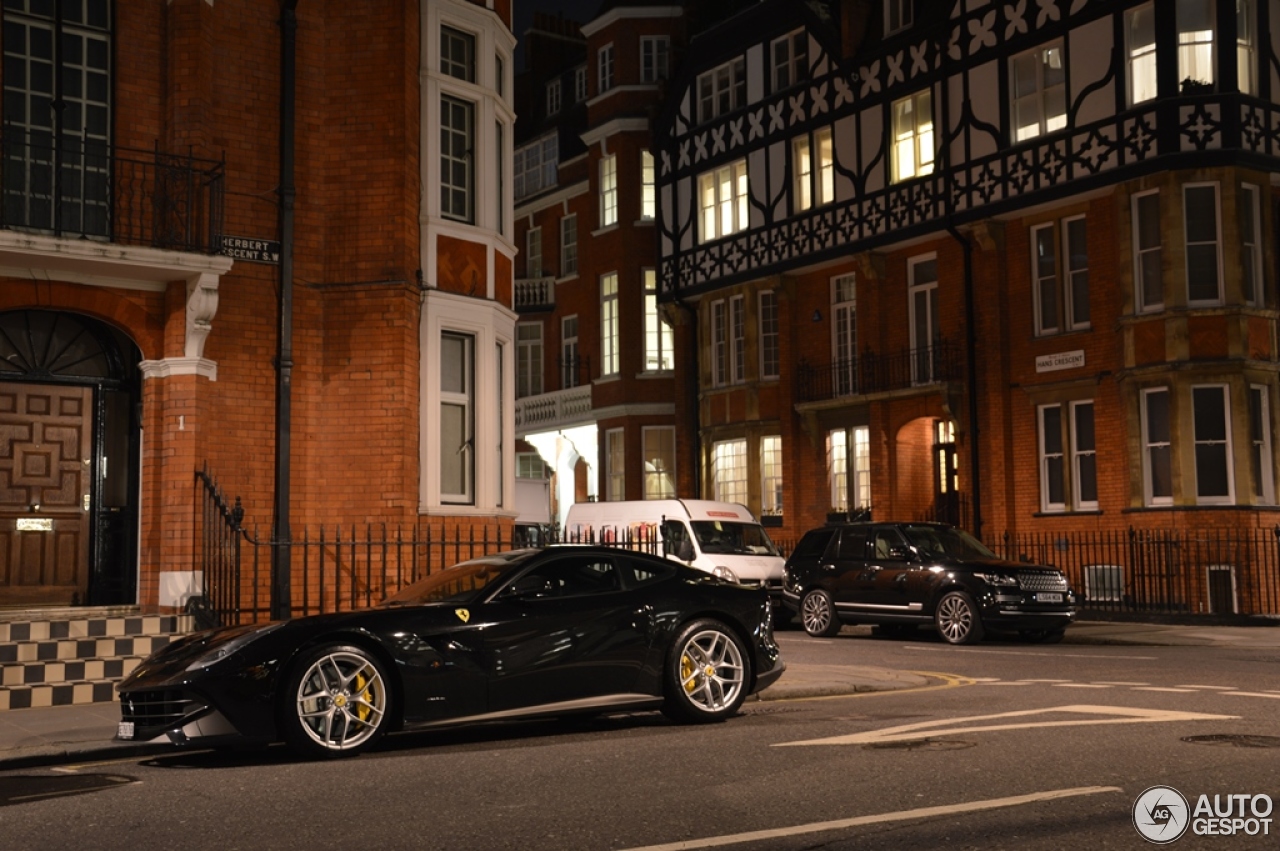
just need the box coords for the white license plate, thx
[1036,592,1063,603]
[117,721,135,740]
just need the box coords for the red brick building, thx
[1,0,516,615]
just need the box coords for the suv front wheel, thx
[800,589,842,637]
[934,590,984,645]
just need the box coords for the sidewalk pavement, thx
[1,620,1276,770]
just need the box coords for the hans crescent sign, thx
[219,236,281,264]
[1036,349,1085,373]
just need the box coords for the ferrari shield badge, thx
[455,608,470,623]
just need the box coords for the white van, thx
[563,499,785,602]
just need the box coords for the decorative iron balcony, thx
[797,339,962,403]
[514,276,556,311]
[1,130,225,254]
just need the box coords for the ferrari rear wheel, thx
[280,644,391,759]
[662,619,750,723]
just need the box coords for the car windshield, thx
[380,550,534,606]
[900,525,997,561]
[690,521,779,556]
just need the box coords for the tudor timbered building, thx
[654,0,1280,614]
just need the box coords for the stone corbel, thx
[185,271,220,360]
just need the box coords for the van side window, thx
[662,520,692,558]
[837,530,868,560]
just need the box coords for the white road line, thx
[1093,681,1150,686]
[615,787,1123,851]
[899,645,1157,660]
[1177,684,1238,690]
[1052,683,1113,688]
[1225,691,1280,699]
[775,705,1237,747]
[988,681,1036,686]
[1133,687,1197,693]
[1021,678,1073,683]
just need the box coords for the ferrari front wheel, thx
[662,619,750,723]
[280,644,391,759]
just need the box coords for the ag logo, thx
[1134,785,1190,844]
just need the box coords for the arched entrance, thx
[0,310,142,607]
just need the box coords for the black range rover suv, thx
[782,522,1078,644]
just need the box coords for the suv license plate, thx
[117,721,135,740]
[1037,593,1063,603]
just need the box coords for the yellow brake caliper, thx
[353,672,372,724]
[681,653,697,694]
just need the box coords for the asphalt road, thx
[2,629,1277,851]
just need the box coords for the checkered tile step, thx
[0,610,194,711]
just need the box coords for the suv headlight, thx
[712,565,739,583]
[973,572,1019,588]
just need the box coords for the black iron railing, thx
[1,129,225,253]
[797,339,962,402]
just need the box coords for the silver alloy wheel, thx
[677,628,745,714]
[935,593,976,644]
[801,590,833,635]
[294,650,388,752]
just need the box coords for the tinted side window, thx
[524,556,621,597]
[871,529,909,561]
[837,529,868,560]
[625,556,677,587]
[791,529,835,562]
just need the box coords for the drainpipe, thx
[272,0,298,620]
[944,222,981,539]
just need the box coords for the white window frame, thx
[759,290,779,380]
[440,95,474,223]
[561,315,580,388]
[440,25,476,82]
[794,127,834,213]
[826,429,848,512]
[1133,189,1163,313]
[606,427,625,501]
[730,294,745,384]
[1177,0,1216,88]
[1250,384,1275,503]
[1193,384,1234,504]
[516,322,543,399]
[525,226,542,278]
[697,57,746,123]
[711,439,748,504]
[1011,41,1066,142]
[1142,387,1173,506]
[643,269,673,372]
[698,159,749,243]
[1031,223,1060,336]
[832,273,858,395]
[1238,0,1256,94]
[891,89,934,183]
[514,133,558,201]
[1038,403,1066,512]
[598,42,615,93]
[575,66,588,101]
[712,299,728,386]
[760,435,783,516]
[546,79,561,115]
[1126,3,1157,105]
[1031,216,1090,336]
[560,213,578,277]
[908,254,939,384]
[1063,215,1090,330]
[601,272,619,376]
[1071,400,1098,510]
[771,28,807,91]
[641,35,669,82]
[641,150,656,220]
[885,0,913,34]
[599,154,618,228]
[1242,183,1262,306]
[439,330,475,503]
[643,426,676,499]
[1184,182,1223,305]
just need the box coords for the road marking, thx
[1133,687,1197,693]
[1226,691,1280,699]
[1177,684,1238,690]
[899,645,1157,660]
[772,671,973,704]
[775,705,1236,747]
[1052,683,1112,688]
[1093,681,1149,686]
[615,786,1122,851]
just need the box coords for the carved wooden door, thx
[0,383,93,606]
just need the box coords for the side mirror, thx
[676,539,695,562]
[888,545,911,561]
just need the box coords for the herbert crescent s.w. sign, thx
[219,236,281,264]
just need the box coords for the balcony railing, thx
[514,276,556,311]
[515,384,593,432]
[797,339,962,403]
[1,130,225,254]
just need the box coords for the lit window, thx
[827,427,870,512]
[1238,0,1256,94]
[1133,190,1163,312]
[601,272,619,376]
[644,269,673,371]
[698,159,749,242]
[712,439,748,504]
[794,127,834,212]
[641,150,656,220]
[606,428,625,501]
[827,429,848,512]
[891,90,933,182]
[599,154,618,227]
[1011,42,1066,142]
[1184,183,1222,305]
[1126,4,1157,104]
[643,427,676,499]
[440,26,475,82]
[641,36,669,82]
[1177,0,1216,89]
[761,436,783,516]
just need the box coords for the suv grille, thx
[1017,571,1068,593]
[120,689,207,730]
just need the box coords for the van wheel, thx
[800,589,842,637]
[935,591,984,645]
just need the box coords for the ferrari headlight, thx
[185,622,284,671]
[712,565,739,583]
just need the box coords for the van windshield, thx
[691,521,779,556]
